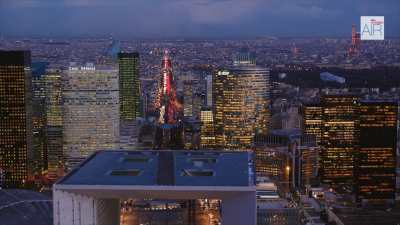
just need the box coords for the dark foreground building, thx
[357,101,398,204]
[302,95,398,204]
[0,51,32,188]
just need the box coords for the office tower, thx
[302,95,398,198]
[31,62,48,174]
[45,69,64,181]
[302,104,323,145]
[357,101,397,203]
[118,52,140,150]
[205,75,212,107]
[118,52,140,120]
[320,95,359,187]
[0,51,32,188]
[183,80,194,117]
[213,59,270,150]
[200,108,215,149]
[63,63,119,170]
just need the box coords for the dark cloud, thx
[0,0,399,38]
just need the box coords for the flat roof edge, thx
[54,184,256,192]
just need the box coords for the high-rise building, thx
[118,52,140,120]
[357,101,397,203]
[320,95,359,187]
[62,63,119,170]
[31,62,48,175]
[0,51,33,188]
[200,108,215,149]
[45,69,64,181]
[302,95,397,202]
[213,59,270,150]
[118,52,140,151]
[302,104,323,145]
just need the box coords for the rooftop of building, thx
[57,150,255,187]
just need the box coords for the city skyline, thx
[1,0,400,221]
[1,0,400,38]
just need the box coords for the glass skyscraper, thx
[0,51,32,188]
[31,62,48,175]
[118,53,140,151]
[213,60,270,150]
[45,69,64,181]
[118,52,140,120]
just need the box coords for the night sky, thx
[0,0,399,38]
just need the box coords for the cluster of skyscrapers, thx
[303,95,397,204]
[0,50,141,187]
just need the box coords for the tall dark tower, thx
[0,51,33,188]
[357,101,397,204]
[118,52,140,120]
[118,52,140,150]
[320,94,359,188]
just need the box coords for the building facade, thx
[320,95,359,187]
[118,52,140,120]
[302,95,398,202]
[31,62,48,175]
[0,51,33,188]
[357,101,397,203]
[62,63,119,170]
[302,104,323,145]
[200,108,215,149]
[45,69,64,181]
[213,62,270,150]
